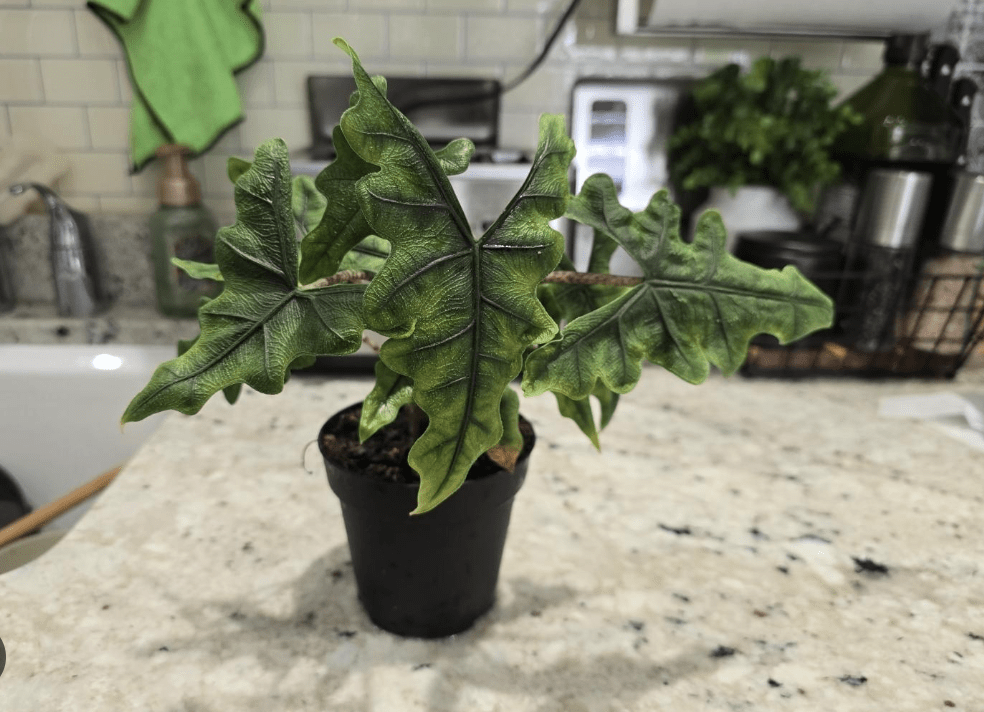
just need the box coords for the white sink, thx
[0,344,174,531]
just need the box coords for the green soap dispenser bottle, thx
[837,33,963,168]
[150,145,221,317]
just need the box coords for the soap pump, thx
[150,145,220,318]
[9,183,109,317]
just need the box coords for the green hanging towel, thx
[88,0,264,171]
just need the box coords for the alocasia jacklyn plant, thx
[123,40,834,514]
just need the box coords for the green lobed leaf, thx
[177,332,240,405]
[227,156,252,184]
[552,383,620,451]
[299,125,472,286]
[487,386,522,472]
[359,359,414,442]
[292,175,327,235]
[172,174,328,285]
[553,391,599,449]
[172,257,223,282]
[359,363,525,474]
[122,138,366,424]
[523,173,834,400]
[537,230,623,445]
[338,235,390,273]
[298,126,378,285]
[335,39,573,513]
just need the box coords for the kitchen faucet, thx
[8,183,109,318]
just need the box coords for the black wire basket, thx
[741,253,984,379]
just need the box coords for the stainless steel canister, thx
[853,169,934,249]
[847,170,934,351]
[940,171,984,253]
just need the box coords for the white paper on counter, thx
[879,392,984,452]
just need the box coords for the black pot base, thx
[319,402,533,638]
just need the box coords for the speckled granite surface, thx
[0,368,982,710]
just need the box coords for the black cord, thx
[398,0,585,114]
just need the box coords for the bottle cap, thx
[156,145,201,207]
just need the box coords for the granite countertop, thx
[1,368,983,710]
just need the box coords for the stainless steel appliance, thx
[569,79,691,275]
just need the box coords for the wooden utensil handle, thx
[0,466,122,549]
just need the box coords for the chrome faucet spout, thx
[9,183,109,318]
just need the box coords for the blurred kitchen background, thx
[1,0,983,372]
[0,0,907,224]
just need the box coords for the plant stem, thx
[301,270,374,290]
[406,403,425,443]
[541,270,643,287]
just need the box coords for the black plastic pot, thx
[319,403,533,638]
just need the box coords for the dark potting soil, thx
[320,404,535,484]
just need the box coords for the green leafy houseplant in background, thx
[669,56,860,215]
[123,40,834,517]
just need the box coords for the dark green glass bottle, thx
[838,34,962,167]
[150,145,221,318]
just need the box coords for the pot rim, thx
[318,401,534,518]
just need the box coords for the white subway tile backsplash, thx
[240,106,310,152]
[693,37,769,66]
[355,0,426,9]
[237,60,276,108]
[0,59,44,101]
[272,60,347,107]
[390,14,460,60]
[61,152,131,195]
[264,11,315,58]
[55,194,101,214]
[427,0,502,11]
[312,13,387,58]
[426,62,504,79]
[618,40,695,67]
[841,40,885,71]
[24,0,85,6]
[829,72,869,101]
[770,39,844,70]
[0,9,76,56]
[98,196,159,214]
[201,153,239,200]
[87,106,131,150]
[271,0,345,7]
[498,110,543,152]
[41,58,118,102]
[499,65,573,112]
[505,0,562,11]
[210,124,244,154]
[574,0,612,20]
[116,60,134,103]
[0,0,885,227]
[9,106,89,149]
[75,9,123,57]
[466,16,540,60]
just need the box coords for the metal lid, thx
[940,172,984,253]
[853,169,933,249]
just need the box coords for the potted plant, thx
[122,40,834,638]
[669,56,859,248]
